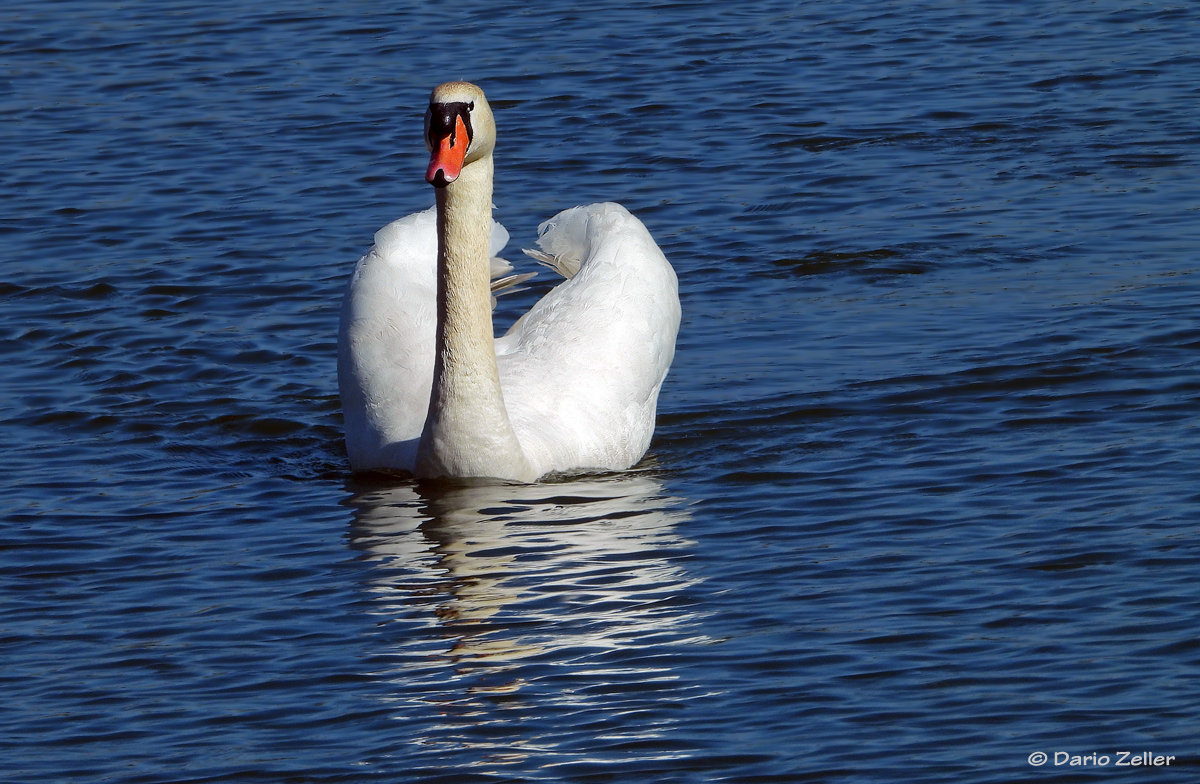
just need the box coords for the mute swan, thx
[338,81,680,482]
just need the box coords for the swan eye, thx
[427,101,475,148]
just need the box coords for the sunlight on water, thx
[4,0,1200,781]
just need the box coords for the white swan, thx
[338,81,680,482]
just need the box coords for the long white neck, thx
[415,154,535,481]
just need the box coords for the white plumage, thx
[338,82,679,481]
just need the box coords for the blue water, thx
[4,1,1200,782]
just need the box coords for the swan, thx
[337,81,680,482]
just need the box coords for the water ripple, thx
[4,0,1200,781]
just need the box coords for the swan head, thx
[425,81,495,188]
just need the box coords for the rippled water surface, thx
[5,1,1200,782]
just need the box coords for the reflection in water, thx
[346,472,708,772]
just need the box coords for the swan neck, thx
[417,155,534,481]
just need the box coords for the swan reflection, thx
[348,472,702,673]
[346,472,708,768]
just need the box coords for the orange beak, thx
[426,114,470,187]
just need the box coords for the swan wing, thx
[338,205,511,470]
[495,203,680,476]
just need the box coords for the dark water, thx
[4,1,1200,781]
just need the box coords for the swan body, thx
[338,82,679,482]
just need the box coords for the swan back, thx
[495,203,680,476]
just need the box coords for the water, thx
[3,1,1199,781]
